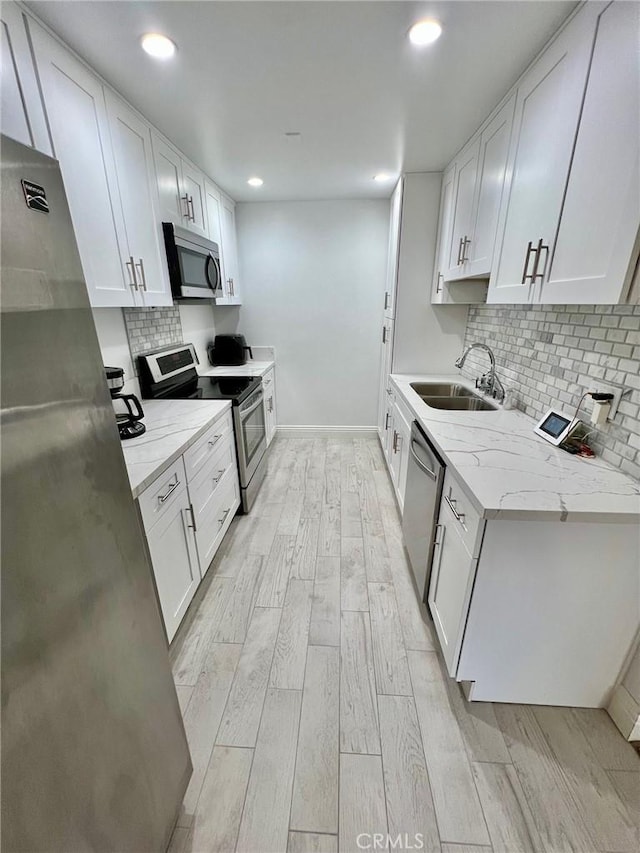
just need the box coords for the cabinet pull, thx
[208,435,222,448]
[230,278,235,296]
[433,523,443,547]
[385,412,390,430]
[444,493,465,524]
[158,479,180,504]
[521,241,537,284]
[188,195,196,222]
[186,503,197,531]
[461,236,471,264]
[126,256,138,290]
[393,430,399,453]
[384,291,390,310]
[532,238,550,282]
[268,397,274,413]
[456,237,465,266]
[135,258,147,291]
[218,507,232,527]
[181,194,190,220]
[436,273,443,294]
[213,469,225,484]
[386,387,393,396]
[382,326,388,344]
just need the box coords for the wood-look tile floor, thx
[168,437,640,853]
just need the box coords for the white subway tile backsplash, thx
[461,304,640,479]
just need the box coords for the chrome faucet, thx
[455,343,505,403]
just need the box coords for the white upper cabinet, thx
[540,1,640,305]
[432,164,456,302]
[181,161,208,238]
[487,4,600,303]
[105,92,172,306]
[384,178,403,319]
[446,136,480,279]
[1,2,51,154]
[30,23,136,307]
[152,134,185,226]
[218,196,242,304]
[464,94,515,278]
[151,133,209,239]
[204,179,223,247]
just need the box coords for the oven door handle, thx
[240,395,264,419]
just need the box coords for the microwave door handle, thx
[205,253,221,293]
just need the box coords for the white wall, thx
[236,200,388,427]
[178,304,217,367]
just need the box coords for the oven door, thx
[235,388,267,486]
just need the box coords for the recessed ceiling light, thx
[409,19,442,46]
[140,33,176,59]
[247,177,264,187]
[373,173,393,182]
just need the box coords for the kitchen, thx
[2,1,640,851]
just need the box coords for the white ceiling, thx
[27,1,577,202]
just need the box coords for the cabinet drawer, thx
[189,433,236,522]
[195,467,240,574]
[138,458,187,531]
[183,410,233,481]
[440,469,484,557]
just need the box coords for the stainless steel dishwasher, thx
[402,421,445,602]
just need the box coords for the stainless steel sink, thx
[410,382,476,398]
[421,395,498,411]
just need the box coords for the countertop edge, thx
[128,401,232,499]
[390,374,640,523]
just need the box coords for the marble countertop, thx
[391,373,640,523]
[121,399,231,498]
[198,359,274,378]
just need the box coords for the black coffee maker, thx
[104,366,146,440]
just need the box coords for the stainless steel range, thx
[138,344,267,512]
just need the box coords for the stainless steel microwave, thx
[162,222,222,300]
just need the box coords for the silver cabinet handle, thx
[213,469,225,484]
[158,479,180,504]
[382,326,389,344]
[436,273,443,294]
[230,278,234,296]
[521,241,537,284]
[188,195,195,222]
[135,258,147,291]
[392,430,399,453]
[384,291,390,310]
[186,503,197,531]
[181,194,190,220]
[461,237,471,264]
[217,507,231,527]
[126,256,138,290]
[532,238,550,282]
[208,435,222,448]
[268,397,274,413]
[444,493,465,523]
[433,522,443,547]
[385,412,390,430]
[456,237,464,265]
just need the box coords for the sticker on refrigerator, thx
[21,180,49,213]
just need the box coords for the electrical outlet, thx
[589,380,626,420]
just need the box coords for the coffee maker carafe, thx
[104,366,146,440]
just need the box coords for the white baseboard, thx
[276,425,377,439]
[607,684,640,741]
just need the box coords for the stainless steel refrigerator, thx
[1,135,191,850]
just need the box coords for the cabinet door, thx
[181,161,208,238]
[446,136,480,279]
[432,164,456,303]
[30,24,135,307]
[263,369,277,446]
[428,497,478,675]
[394,401,412,514]
[145,489,200,642]
[465,94,515,278]
[377,319,394,442]
[219,196,242,303]
[541,1,640,305]
[204,179,224,245]
[1,3,51,153]
[152,133,187,226]
[487,6,599,303]
[384,178,403,319]
[105,92,172,306]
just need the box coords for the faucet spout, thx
[454,343,503,403]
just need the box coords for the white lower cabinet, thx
[428,489,479,676]
[386,395,412,513]
[144,479,200,643]
[138,409,240,641]
[262,368,277,446]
